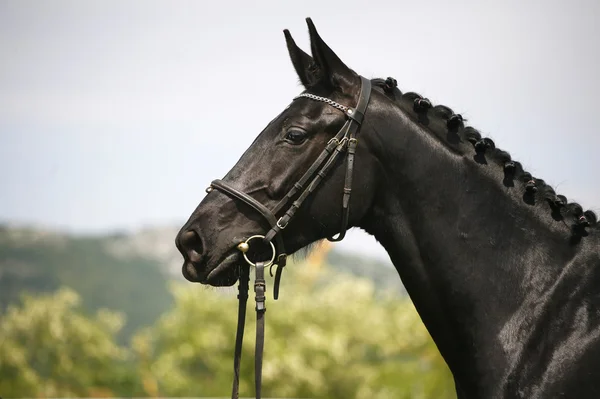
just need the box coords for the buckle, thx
[276,217,288,229]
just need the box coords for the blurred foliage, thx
[326,249,407,295]
[0,288,144,397]
[0,227,173,342]
[0,227,456,398]
[133,263,455,398]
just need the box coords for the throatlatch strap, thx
[231,265,250,399]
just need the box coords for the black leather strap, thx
[254,261,267,399]
[328,134,357,242]
[210,179,278,227]
[353,77,372,122]
[273,254,286,300]
[231,264,249,399]
[327,76,368,242]
[328,77,370,241]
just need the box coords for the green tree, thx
[0,228,174,343]
[134,263,455,398]
[0,287,142,397]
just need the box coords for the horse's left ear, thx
[306,17,358,93]
[284,29,318,88]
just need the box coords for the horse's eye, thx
[284,129,307,145]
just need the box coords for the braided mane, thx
[371,77,598,237]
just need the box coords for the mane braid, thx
[370,78,598,233]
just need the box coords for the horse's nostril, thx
[179,229,204,261]
[189,250,202,263]
[181,230,196,244]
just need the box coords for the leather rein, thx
[206,76,372,399]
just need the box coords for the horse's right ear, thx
[284,29,319,88]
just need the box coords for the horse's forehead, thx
[281,109,340,126]
[278,98,343,123]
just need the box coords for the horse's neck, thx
[359,107,579,394]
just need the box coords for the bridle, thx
[207,75,372,297]
[208,76,372,399]
[205,76,372,399]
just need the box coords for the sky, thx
[1,0,599,261]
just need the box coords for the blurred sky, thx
[1,0,599,261]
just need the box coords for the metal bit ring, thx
[237,235,276,267]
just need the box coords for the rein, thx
[206,76,372,399]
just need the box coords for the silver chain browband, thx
[294,92,355,116]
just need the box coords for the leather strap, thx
[231,264,249,399]
[328,77,370,241]
[328,103,363,242]
[352,77,372,123]
[230,262,267,399]
[273,254,286,300]
[254,261,267,399]
[211,179,278,227]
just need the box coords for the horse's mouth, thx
[205,251,240,286]
[181,239,275,286]
[181,249,240,286]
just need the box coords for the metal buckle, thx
[276,217,288,230]
[327,137,349,147]
[237,235,276,268]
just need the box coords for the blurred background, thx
[1,0,599,397]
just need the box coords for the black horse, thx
[176,18,600,398]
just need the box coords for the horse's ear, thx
[284,29,318,88]
[306,17,357,92]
